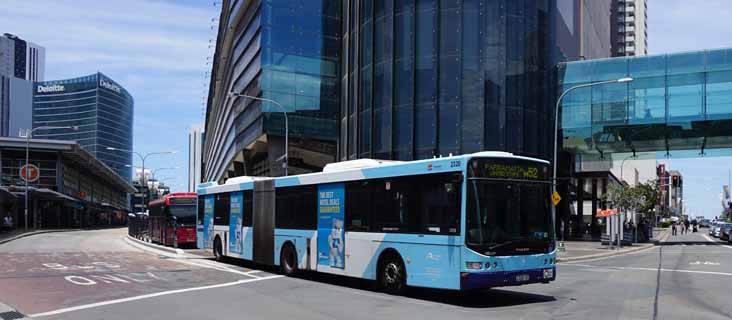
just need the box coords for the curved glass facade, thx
[33,73,134,180]
[340,0,609,162]
[204,0,341,182]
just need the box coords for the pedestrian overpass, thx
[559,48,732,158]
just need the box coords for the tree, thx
[634,180,661,217]
[604,179,660,218]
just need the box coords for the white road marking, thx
[702,234,732,249]
[557,245,660,264]
[689,261,720,266]
[564,263,732,277]
[29,275,283,318]
[123,236,268,279]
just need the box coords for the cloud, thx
[0,0,218,190]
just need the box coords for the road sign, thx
[596,209,618,217]
[551,191,561,206]
[20,164,39,182]
[557,241,566,252]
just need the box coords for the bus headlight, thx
[466,262,483,270]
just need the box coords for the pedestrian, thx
[672,221,677,236]
[2,215,12,231]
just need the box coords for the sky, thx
[648,0,732,219]
[0,0,217,192]
[0,0,731,216]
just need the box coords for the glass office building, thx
[339,0,612,161]
[33,72,134,180]
[204,0,612,182]
[559,48,732,156]
[204,0,341,182]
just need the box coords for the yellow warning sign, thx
[551,191,561,206]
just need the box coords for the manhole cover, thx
[0,311,25,320]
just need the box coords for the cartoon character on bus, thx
[328,218,344,268]
[207,216,214,247]
[234,216,242,253]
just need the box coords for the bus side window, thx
[197,196,205,226]
[373,178,419,233]
[297,185,317,230]
[275,186,317,230]
[243,190,253,227]
[346,181,371,231]
[420,174,461,235]
[214,193,230,226]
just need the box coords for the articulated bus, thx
[196,152,555,292]
[148,192,198,247]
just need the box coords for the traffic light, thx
[672,175,678,187]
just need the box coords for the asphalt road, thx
[0,228,730,320]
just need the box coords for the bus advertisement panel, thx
[317,183,345,269]
[229,192,243,254]
[203,195,214,249]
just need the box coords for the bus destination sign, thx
[170,198,197,205]
[470,159,548,180]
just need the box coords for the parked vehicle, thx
[710,222,720,236]
[719,224,732,241]
[699,219,711,228]
[712,223,729,238]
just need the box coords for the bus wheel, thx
[213,236,223,261]
[378,253,406,295]
[280,243,298,276]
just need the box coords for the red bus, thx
[148,192,197,247]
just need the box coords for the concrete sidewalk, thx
[556,228,671,262]
[0,228,81,245]
[125,235,215,259]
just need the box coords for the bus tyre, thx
[280,243,298,276]
[213,237,223,261]
[378,254,406,295]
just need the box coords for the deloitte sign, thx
[36,84,65,93]
[100,79,121,94]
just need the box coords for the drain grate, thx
[0,311,25,320]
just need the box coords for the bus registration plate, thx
[515,274,530,282]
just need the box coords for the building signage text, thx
[37,84,65,93]
[100,79,121,94]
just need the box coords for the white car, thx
[710,222,720,236]
[713,224,725,238]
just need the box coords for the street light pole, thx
[552,77,633,241]
[24,125,78,231]
[620,154,637,185]
[151,167,178,198]
[228,92,288,176]
[151,167,179,183]
[107,148,176,212]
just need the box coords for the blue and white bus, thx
[196,151,556,292]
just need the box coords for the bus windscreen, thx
[466,158,553,256]
[169,205,197,226]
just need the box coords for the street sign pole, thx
[24,129,30,232]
